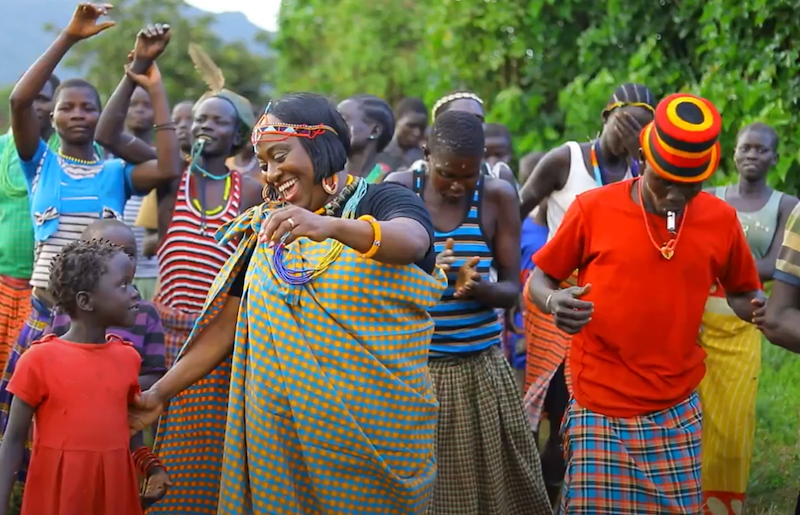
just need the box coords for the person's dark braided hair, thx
[737,122,779,151]
[604,83,657,118]
[484,123,512,142]
[428,110,485,159]
[350,94,395,153]
[395,97,427,121]
[49,239,122,317]
[268,93,351,183]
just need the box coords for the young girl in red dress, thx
[0,239,170,515]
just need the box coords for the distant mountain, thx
[0,0,269,86]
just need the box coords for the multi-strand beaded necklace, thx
[267,175,365,285]
[188,139,233,230]
[252,103,364,286]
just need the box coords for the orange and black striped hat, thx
[639,93,722,183]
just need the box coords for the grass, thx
[746,339,800,514]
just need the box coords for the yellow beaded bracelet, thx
[358,215,381,260]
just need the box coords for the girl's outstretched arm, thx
[0,397,35,515]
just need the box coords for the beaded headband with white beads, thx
[431,92,484,120]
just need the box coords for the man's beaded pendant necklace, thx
[270,175,367,285]
[590,139,639,186]
[189,139,232,230]
[637,178,686,260]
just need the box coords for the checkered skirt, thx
[560,392,703,514]
[427,346,552,515]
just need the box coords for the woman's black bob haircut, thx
[266,93,351,183]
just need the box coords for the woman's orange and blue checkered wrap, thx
[151,203,448,514]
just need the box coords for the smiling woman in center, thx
[130,92,449,515]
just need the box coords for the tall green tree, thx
[273,0,424,106]
[274,0,800,195]
[47,0,271,106]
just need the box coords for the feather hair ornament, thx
[188,43,225,93]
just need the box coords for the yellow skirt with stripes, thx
[697,295,761,515]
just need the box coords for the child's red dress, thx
[8,334,143,515]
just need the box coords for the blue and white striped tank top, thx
[413,167,502,357]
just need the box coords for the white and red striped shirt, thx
[156,169,242,314]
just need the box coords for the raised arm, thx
[10,4,114,160]
[96,24,171,164]
[124,63,181,193]
[518,144,570,218]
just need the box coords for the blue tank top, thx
[413,167,502,356]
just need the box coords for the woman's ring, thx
[288,217,296,229]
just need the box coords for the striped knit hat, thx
[640,93,722,183]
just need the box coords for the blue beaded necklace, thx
[591,139,639,186]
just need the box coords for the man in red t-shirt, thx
[526,93,765,514]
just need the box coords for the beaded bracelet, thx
[357,215,381,260]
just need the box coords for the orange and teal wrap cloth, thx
[150,203,448,515]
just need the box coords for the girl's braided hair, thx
[49,239,121,316]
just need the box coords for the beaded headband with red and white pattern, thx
[250,102,339,145]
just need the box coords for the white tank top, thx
[546,141,634,240]
[547,142,598,240]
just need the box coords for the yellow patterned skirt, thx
[697,295,761,515]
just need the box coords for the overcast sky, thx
[184,0,280,31]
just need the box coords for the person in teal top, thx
[337,95,394,183]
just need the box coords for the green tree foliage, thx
[273,0,424,104]
[47,0,271,107]
[0,84,13,133]
[274,0,800,194]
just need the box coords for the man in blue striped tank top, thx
[386,110,551,515]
